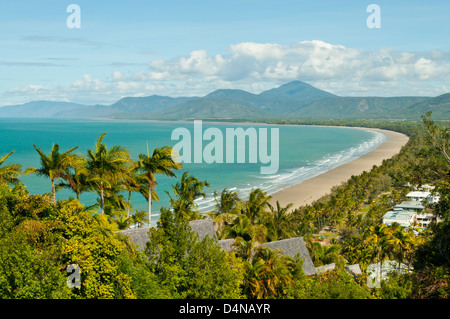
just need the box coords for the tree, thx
[0,151,22,186]
[25,144,78,204]
[242,188,272,224]
[137,145,183,225]
[243,246,296,299]
[265,201,295,241]
[308,241,344,267]
[421,111,450,165]
[364,224,391,279]
[167,171,209,221]
[213,188,241,216]
[86,133,130,214]
[55,153,91,200]
[145,206,244,298]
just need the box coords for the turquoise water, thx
[0,118,385,224]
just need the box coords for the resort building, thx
[382,209,417,228]
[382,208,439,229]
[366,260,411,282]
[394,200,425,212]
[261,237,317,277]
[405,191,440,205]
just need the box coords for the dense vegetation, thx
[0,112,448,299]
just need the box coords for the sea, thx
[0,118,386,225]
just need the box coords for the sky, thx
[0,0,449,106]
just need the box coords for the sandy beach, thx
[270,127,409,209]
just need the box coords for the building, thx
[366,260,411,282]
[261,237,317,277]
[116,218,217,251]
[405,191,440,205]
[394,200,425,212]
[382,209,417,228]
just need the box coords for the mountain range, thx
[1,81,449,121]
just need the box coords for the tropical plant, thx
[0,151,22,186]
[85,133,130,214]
[55,153,91,200]
[25,144,78,203]
[167,171,209,221]
[137,145,183,225]
[264,201,295,241]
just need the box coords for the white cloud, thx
[3,40,450,105]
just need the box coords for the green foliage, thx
[0,114,448,300]
[145,207,245,298]
[0,229,71,299]
[305,267,372,299]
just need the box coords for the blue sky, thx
[1,0,449,106]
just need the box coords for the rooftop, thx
[261,237,317,276]
[116,218,217,251]
[406,191,431,198]
[394,201,425,211]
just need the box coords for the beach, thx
[270,128,409,209]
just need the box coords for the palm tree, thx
[221,214,267,243]
[213,188,241,216]
[265,201,294,241]
[209,188,242,236]
[137,145,183,225]
[122,160,149,218]
[244,246,294,299]
[0,151,22,186]
[168,171,210,221]
[55,153,91,200]
[25,144,78,203]
[241,188,272,224]
[86,133,130,214]
[129,210,148,229]
[308,241,343,267]
[364,224,391,279]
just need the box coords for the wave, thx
[195,129,386,213]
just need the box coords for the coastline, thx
[269,127,409,209]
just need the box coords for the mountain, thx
[0,81,448,121]
[0,101,90,118]
[146,98,273,120]
[397,93,450,120]
[289,96,431,120]
[259,80,336,100]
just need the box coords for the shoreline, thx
[269,127,409,210]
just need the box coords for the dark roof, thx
[345,264,362,276]
[261,237,317,276]
[189,219,216,240]
[315,263,335,274]
[116,218,216,251]
[117,227,152,251]
[218,238,235,252]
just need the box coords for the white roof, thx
[406,191,430,197]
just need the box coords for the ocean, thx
[0,118,385,224]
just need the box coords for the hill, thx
[0,101,90,118]
[0,81,447,121]
[259,80,336,100]
[397,93,450,120]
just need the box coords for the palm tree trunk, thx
[148,185,152,227]
[100,181,104,214]
[51,178,56,204]
[127,191,131,218]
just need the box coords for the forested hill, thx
[1,81,449,120]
